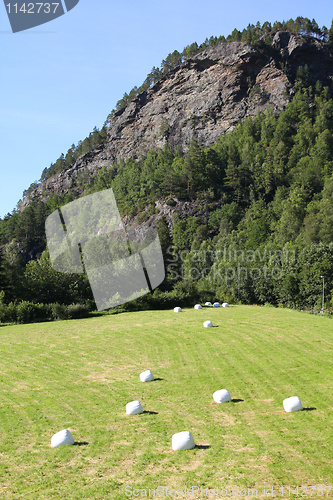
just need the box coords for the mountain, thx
[19,30,333,209]
[1,22,333,317]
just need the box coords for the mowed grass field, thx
[0,306,332,499]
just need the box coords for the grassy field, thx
[0,305,332,499]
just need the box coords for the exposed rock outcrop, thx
[272,31,333,83]
[20,35,333,210]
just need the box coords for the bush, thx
[34,303,51,322]
[0,301,91,325]
[136,211,150,224]
[67,303,90,319]
[0,302,17,323]
[141,281,201,309]
[50,303,69,320]
[166,199,177,207]
[16,301,50,324]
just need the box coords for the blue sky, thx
[0,0,332,218]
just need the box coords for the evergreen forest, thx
[1,18,333,323]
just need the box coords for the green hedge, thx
[0,301,92,324]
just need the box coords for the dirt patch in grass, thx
[258,455,271,462]
[255,429,274,438]
[10,382,30,392]
[211,411,237,426]
[234,446,255,453]
[84,365,133,383]
[84,372,111,383]
[242,410,256,421]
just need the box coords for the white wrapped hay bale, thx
[213,389,231,403]
[213,302,220,307]
[222,302,229,307]
[283,396,303,412]
[194,304,202,309]
[51,429,75,448]
[174,307,182,312]
[203,320,213,328]
[140,370,154,382]
[126,400,143,415]
[172,431,195,451]
[205,302,212,306]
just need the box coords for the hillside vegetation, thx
[1,18,333,320]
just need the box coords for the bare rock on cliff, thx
[20,36,333,209]
[272,31,333,83]
[104,42,290,161]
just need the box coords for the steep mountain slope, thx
[20,31,333,209]
[2,25,333,314]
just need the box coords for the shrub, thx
[16,301,33,324]
[0,302,17,323]
[166,199,177,207]
[136,211,150,224]
[50,303,69,320]
[67,303,90,319]
[0,301,92,325]
[16,301,50,324]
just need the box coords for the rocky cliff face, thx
[107,41,289,159]
[20,33,333,209]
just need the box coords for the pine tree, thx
[329,20,333,46]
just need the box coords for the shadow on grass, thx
[195,444,211,450]
[232,399,244,403]
[153,378,164,381]
[74,441,89,446]
[142,411,159,415]
[303,407,316,411]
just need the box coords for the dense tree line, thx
[1,17,333,321]
[1,79,333,318]
[82,82,333,227]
